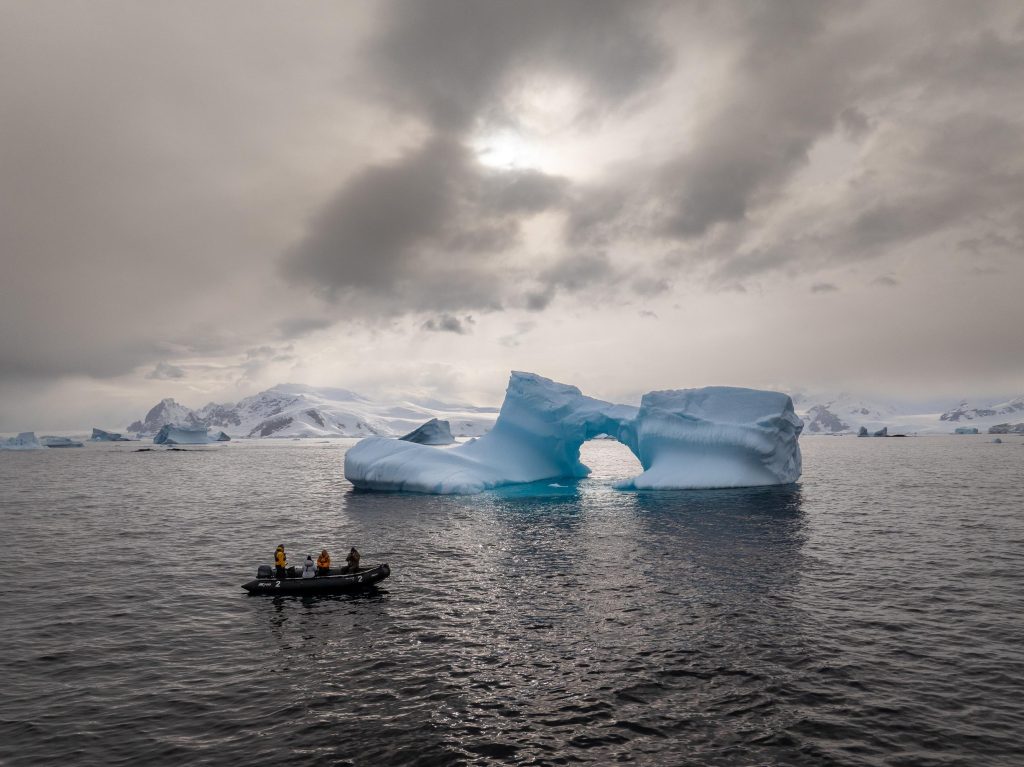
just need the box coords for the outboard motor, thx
[257,564,273,579]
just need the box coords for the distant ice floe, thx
[344,372,802,494]
[0,432,44,450]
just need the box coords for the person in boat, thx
[344,546,360,573]
[302,555,316,579]
[274,545,287,579]
[316,548,331,576]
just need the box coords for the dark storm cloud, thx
[283,0,670,314]
[4,0,1024,416]
[657,1,867,239]
[369,0,671,132]
[283,137,571,311]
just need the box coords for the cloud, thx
[369,0,670,132]
[422,314,474,334]
[283,136,571,313]
[145,362,186,380]
[810,282,839,293]
[871,275,900,287]
[277,316,335,339]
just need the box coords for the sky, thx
[2,0,1023,430]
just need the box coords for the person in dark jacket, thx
[344,547,360,573]
[274,545,287,579]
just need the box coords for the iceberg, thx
[345,372,802,494]
[40,436,84,448]
[154,425,218,445]
[91,428,130,441]
[953,426,978,435]
[399,418,456,445]
[615,387,803,490]
[0,432,43,450]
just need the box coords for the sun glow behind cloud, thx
[473,129,549,170]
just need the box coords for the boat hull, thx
[242,563,390,595]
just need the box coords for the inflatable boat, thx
[242,563,390,595]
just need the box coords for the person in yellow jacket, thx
[274,545,287,579]
[316,548,331,576]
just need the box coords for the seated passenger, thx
[274,545,287,579]
[316,548,331,576]
[344,546,360,573]
[301,555,316,579]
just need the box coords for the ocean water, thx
[1,436,1022,766]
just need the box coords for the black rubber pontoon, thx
[242,563,390,595]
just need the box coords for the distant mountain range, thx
[127,384,498,439]
[792,393,1024,435]
[124,384,1024,440]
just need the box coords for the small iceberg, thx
[398,418,455,445]
[91,428,130,441]
[40,436,84,448]
[154,425,220,445]
[0,432,43,450]
[953,427,978,435]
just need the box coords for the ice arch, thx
[344,371,802,494]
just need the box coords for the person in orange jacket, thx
[316,548,331,576]
[274,545,287,579]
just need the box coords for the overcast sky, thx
[2,1,1023,430]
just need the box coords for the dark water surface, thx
[1,437,1022,766]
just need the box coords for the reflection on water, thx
[2,438,1023,765]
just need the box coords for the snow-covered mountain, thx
[128,383,499,439]
[793,392,898,434]
[794,392,1024,435]
[939,397,1024,422]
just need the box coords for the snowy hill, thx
[939,397,1024,423]
[128,384,499,439]
[793,392,899,434]
[794,392,1024,435]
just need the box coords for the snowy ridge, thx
[795,392,1024,435]
[128,383,498,439]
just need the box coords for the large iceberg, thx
[0,432,43,450]
[344,372,802,494]
[615,387,802,490]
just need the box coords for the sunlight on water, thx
[1,436,1022,765]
